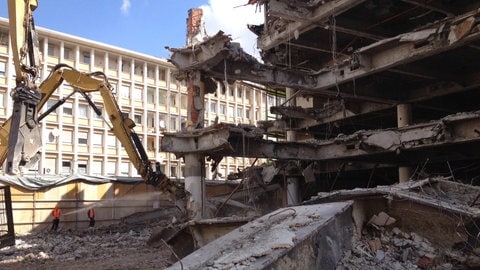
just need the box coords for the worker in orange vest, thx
[87,208,95,228]
[51,206,61,231]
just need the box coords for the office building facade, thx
[0,18,279,181]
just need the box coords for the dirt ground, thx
[0,223,177,270]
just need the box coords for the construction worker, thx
[51,206,61,231]
[87,208,95,227]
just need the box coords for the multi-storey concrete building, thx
[0,18,279,181]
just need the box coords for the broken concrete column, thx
[183,9,207,220]
[397,103,412,183]
[286,88,299,205]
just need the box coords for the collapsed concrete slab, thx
[306,177,480,249]
[167,201,353,270]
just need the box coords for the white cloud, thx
[200,0,264,59]
[121,0,131,15]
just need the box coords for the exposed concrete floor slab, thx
[167,201,353,270]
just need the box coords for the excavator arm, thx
[0,64,177,192]
[3,0,179,193]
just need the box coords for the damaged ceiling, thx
[167,0,480,190]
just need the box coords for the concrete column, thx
[397,103,412,182]
[286,88,299,205]
[183,8,206,220]
[184,154,203,219]
[184,70,206,219]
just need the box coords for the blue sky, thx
[1,0,263,59]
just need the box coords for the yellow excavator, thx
[1,0,179,193]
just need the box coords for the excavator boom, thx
[2,1,179,193]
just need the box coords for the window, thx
[210,103,216,113]
[147,87,155,104]
[170,166,177,178]
[159,114,166,129]
[78,132,88,145]
[181,117,186,129]
[106,161,116,176]
[0,61,5,77]
[78,104,88,118]
[95,106,103,119]
[62,130,72,144]
[245,90,250,100]
[62,161,71,174]
[108,57,117,71]
[64,47,72,60]
[170,116,177,130]
[228,106,234,117]
[134,65,143,76]
[147,113,155,128]
[246,108,250,119]
[170,93,177,106]
[47,45,57,57]
[219,104,226,115]
[159,68,166,81]
[237,108,243,118]
[120,162,129,175]
[63,103,73,115]
[133,87,142,101]
[134,114,142,125]
[46,100,58,114]
[120,85,130,99]
[181,94,187,109]
[82,52,91,64]
[44,158,56,174]
[268,96,275,105]
[107,134,116,147]
[93,133,103,146]
[94,55,104,67]
[121,62,130,73]
[47,128,59,143]
[0,92,4,108]
[158,90,167,105]
[92,161,102,175]
[78,162,87,174]
[147,66,155,79]
[0,30,8,45]
[237,87,243,98]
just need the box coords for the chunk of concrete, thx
[167,201,354,270]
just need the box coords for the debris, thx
[368,211,396,226]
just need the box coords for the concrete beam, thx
[170,10,480,105]
[162,111,480,163]
[259,0,367,50]
[160,123,232,156]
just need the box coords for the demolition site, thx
[2,0,480,269]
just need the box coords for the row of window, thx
[42,158,244,180]
[44,44,168,80]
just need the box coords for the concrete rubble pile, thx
[337,214,480,270]
[0,221,172,269]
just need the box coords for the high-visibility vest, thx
[88,209,95,218]
[52,208,61,218]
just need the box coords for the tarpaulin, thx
[0,173,143,191]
